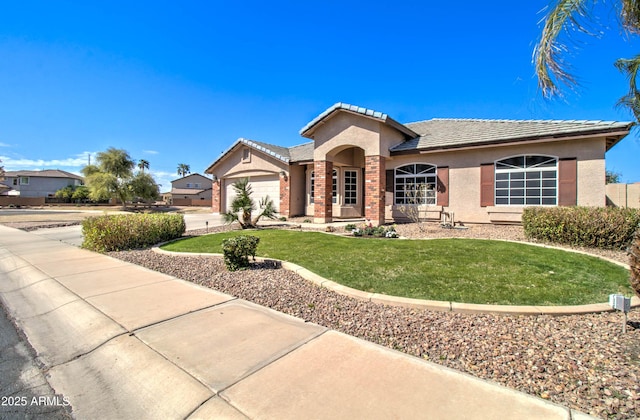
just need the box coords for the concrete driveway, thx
[29,212,225,247]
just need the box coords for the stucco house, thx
[0,169,84,198]
[169,173,213,206]
[205,102,632,224]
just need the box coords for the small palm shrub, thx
[222,235,260,271]
[82,213,185,252]
[522,206,640,249]
[222,178,277,229]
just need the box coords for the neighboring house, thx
[205,102,632,224]
[1,170,84,198]
[170,173,212,205]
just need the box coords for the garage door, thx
[225,176,280,213]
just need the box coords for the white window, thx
[332,169,338,204]
[20,177,29,185]
[344,170,357,205]
[394,164,437,205]
[495,155,557,206]
[309,170,315,204]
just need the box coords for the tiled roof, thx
[170,187,211,195]
[3,169,83,180]
[205,137,292,173]
[300,102,417,138]
[288,142,314,162]
[391,118,633,152]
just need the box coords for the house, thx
[0,170,84,198]
[205,102,632,224]
[169,173,213,206]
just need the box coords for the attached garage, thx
[224,175,280,213]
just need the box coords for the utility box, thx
[609,293,631,313]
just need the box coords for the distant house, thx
[205,102,632,224]
[0,170,84,198]
[169,173,212,206]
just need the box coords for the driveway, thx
[29,213,226,247]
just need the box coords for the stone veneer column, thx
[211,180,221,213]
[279,173,290,217]
[364,155,385,225]
[313,160,333,223]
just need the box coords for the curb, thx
[152,245,639,316]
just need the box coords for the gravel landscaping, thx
[109,222,638,419]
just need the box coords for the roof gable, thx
[171,173,211,184]
[205,138,292,173]
[300,102,417,139]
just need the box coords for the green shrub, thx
[344,223,357,232]
[82,213,186,252]
[630,230,640,298]
[221,235,260,271]
[522,206,640,249]
[352,223,398,238]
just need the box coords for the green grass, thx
[161,230,632,306]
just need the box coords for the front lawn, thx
[161,230,632,305]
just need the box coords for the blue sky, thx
[1,1,639,190]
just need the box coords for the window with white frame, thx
[344,170,357,205]
[495,155,557,205]
[332,169,338,204]
[309,170,315,204]
[20,177,29,185]
[394,164,437,205]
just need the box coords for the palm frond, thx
[534,0,593,98]
[615,55,640,121]
[621,0,640,34]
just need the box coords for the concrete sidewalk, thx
[0,225,593,419]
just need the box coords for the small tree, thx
[223,177,277,229]
[54,185,75,202]
[130,172,160,203]
[396,183,432,232]
[606,170,622,184]
[72,185,90,203]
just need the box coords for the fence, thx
[606,183,640,208]
[0,197,46,207]
[171,198,212,207]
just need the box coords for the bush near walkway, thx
[630,231,640,298]
[522,206,640,250]
[82,213,185,252]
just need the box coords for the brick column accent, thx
[313,160,333,223]
[279,173,290,217]
[365,155,385,225]
[211,180,221,213]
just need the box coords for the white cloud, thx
[0,151,97,171]
[143,150,159,155]
[0,142,10,147]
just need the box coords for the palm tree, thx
[138,159,150,173]
[222,177,277,228]
[177,163,190,177]
[534,1,640,120]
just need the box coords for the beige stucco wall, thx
[606,183,640,208]
[208,145,288,179]
[385,136,608,223]
[172,174,211,190]
[311,112,406,160]
[289,164,306,216]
